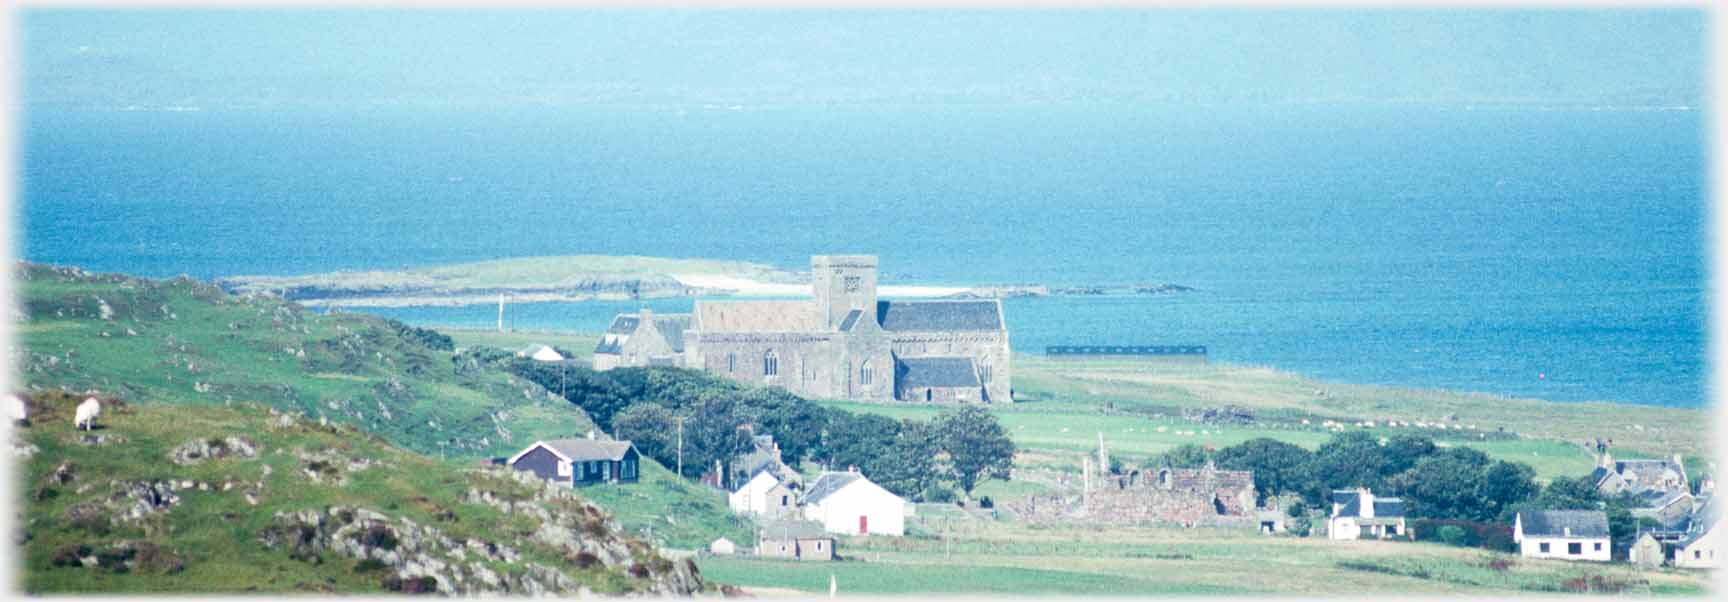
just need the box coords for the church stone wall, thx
[890,330,1011,403]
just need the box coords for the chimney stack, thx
[1359,488,1374,519]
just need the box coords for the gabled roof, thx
[510,438,637,465]
[876,300,1002,332]
[758,519,830,541]
[653,315,691,353]
[896,357,980,389]
[606,316,640,335]
[695,300,822,332]
[1328,489,1404,519]
[1518,509,1610,538]
[802,472,863,505]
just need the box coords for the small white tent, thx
[518,344,565,362]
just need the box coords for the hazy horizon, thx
[22,8,1706,110]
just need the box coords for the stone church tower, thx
[594,254,1010,404]
[811,255,880,332]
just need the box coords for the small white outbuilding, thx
[517,345,566,362]
[708,537,737,556]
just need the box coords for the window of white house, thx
[557,461,571,477]
[860,361,873,386]
[1540,542,1551,553]
[764,350,779,377]
[1568,542,1582,555]
[780,495,788,506]
[1594,542,1602,551]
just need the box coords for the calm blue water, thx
[20,105,1707,407]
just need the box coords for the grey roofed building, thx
[877,300,1003,331]
[599,255,1012,403]
[759,518,830,541]
[606,316,640,335]
[539,438,637,462]
[1517,509,1610,538]
[1329,489,1405,518]
[802,472,863,505]
[897,357,981,389]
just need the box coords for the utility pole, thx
[674,416,685,479]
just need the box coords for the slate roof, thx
[594,335,622,355]
[1518,510,1610,538]
[838,309,863,332]
[606,316,640,335]
[1595,458,1687,492]
[539,439,636,462]
[876,300,1003,332]
[896,357,980,389]
[1329,490,1405,518]
[653,315,691,353]
[593,313,692,354]
[1677,496,1718,548]
[758,519,830,541]
[695,300,822,332]
[802,472,863,505]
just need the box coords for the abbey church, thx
[593,255,1011,403]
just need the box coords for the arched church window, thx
[979,359,993,384]
[860,361,873,386]
[763,350,779,377]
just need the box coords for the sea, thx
[18,103,1708,408]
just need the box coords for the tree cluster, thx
[506,363,1014,500]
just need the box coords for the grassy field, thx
[576,459,756,550]
[16,264,597,460]
[15,395,678,594]
[1013,356,1710,460]
[697,522,1712,595]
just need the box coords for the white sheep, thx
[75,397,101,431]
[6,394,26,424]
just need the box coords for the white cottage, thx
[1327,488,1408,540]
[1672,497,1720,569]
[1514,509,1611,562]
[729,470,799,517]
[801,470,905,536]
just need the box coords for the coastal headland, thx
[215,255,1194,307]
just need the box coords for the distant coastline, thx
[216,254,1196,308]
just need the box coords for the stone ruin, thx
[1011,434,1260,528]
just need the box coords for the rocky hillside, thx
[14,263,596,460]
[12,392,705,595]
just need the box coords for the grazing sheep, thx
[75,397,101,431]
[6,394,26,425]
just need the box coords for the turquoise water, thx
[19,104,1707,407]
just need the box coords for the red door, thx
[858,515,868,535]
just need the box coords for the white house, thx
[801,469,905,536]
[1327,488,1409,540]
[1672,498,1720,569]
[729,470,798,517]
[1514,509,1611,562]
